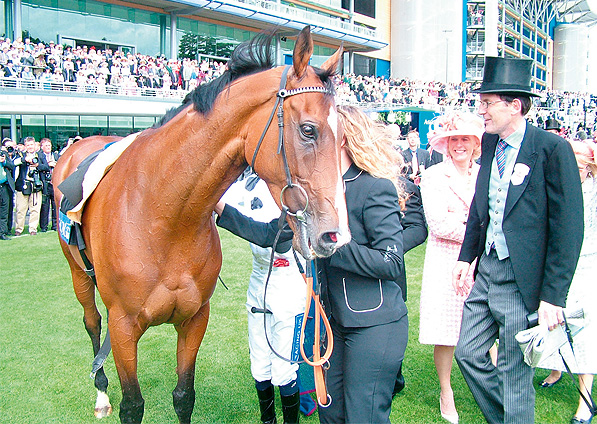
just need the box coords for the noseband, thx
[250,65,332,222]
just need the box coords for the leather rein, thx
[250,65,334,407]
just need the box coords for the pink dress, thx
[419,158,479,346]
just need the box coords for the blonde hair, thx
[337,105,406,207]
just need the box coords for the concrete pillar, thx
[13,0,21,41]
[10,115,17,143]
[170,13,177,60]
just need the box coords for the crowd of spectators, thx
[2,36,597,134]
[0,36,227,96]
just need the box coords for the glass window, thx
[22,0,164,56]
[44,115,78,145]
[133,116,156,132]
[0,0,5,37]
[80,115,107,138]
[108,116,132,137]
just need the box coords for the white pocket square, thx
[511,163,530,186]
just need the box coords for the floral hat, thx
[427,112,484,158]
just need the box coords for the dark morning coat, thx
[458,121,584,312]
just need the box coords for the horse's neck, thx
[139,71,280,219]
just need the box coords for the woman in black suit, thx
[216,105,414,423]
[316,105,408,424]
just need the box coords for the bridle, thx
[250,65,332,223]
[250,65,335,407]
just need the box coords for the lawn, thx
[0,230,589,423]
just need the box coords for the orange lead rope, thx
[299,260,333,407]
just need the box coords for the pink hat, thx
[569,139,597,175]
[427,112,484,157]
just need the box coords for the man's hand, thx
[214,200,225,217]
[538,300,565,331]
[452,261,472,296]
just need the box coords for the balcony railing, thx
[0,77,187,99]
[233,0,378,39]
[466,42,485,53]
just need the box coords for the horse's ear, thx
[321,43,343,75]
[292,26,313,80]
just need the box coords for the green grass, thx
[0,231,591,423]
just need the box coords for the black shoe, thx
[540,375,562,388]
[570,416,593,424]
[0,234,11,240]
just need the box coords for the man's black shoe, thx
[0,234,11,240]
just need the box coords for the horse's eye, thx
[300,124,318,141]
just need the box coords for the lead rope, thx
[299,259,333,407]
[260,209,333,407]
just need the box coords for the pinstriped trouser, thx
[455,250,534,424]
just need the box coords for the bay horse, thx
[53,26,349,424]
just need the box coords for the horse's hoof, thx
[94,391,112,418]
[94,404,112,419]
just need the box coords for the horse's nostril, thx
[321,232,338,245]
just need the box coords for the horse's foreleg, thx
[69,262,112,418]
[173,302,210,424]
[109,312,145,424]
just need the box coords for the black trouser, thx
[0,183,12,235]
[40,183,57,231]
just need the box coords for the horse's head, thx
[248,26,350,259]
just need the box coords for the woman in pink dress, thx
[419,112,484,424]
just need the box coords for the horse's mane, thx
[154,30,335,128]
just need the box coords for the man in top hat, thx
[544,117,561,135]
[452,57,584,423]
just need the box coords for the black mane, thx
[154,31,276,128]
[154,29,336,128]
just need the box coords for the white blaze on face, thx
[335,177,350,246]
[327,105,350,245]
[327,105,338,141]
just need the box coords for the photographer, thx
[13,136,49,236]
[0,142,15,240]
[1,137,18,233]
[39,138,58,232]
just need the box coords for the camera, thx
[26,167,44,192]
[29,156,39,164]
[5,146,14,154]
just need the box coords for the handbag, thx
[515,308,585,368]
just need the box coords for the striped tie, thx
[496,139,507,178]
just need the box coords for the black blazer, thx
[14,151,50,193]
[1,155,15,192]
[318,164,407,327]
[400,177,427,253]
[402,147,431,177]
[458,122,584,312]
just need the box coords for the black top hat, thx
[544,118,561,131]
[474,57,539,97]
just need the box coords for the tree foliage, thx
[178,32,236,60]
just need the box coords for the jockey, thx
[218,172,316,424]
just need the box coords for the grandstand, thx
[1,0,595,144]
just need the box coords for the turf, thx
[0,230,590,423]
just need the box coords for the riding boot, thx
[281,391,300,424]
[256,384,277,424]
